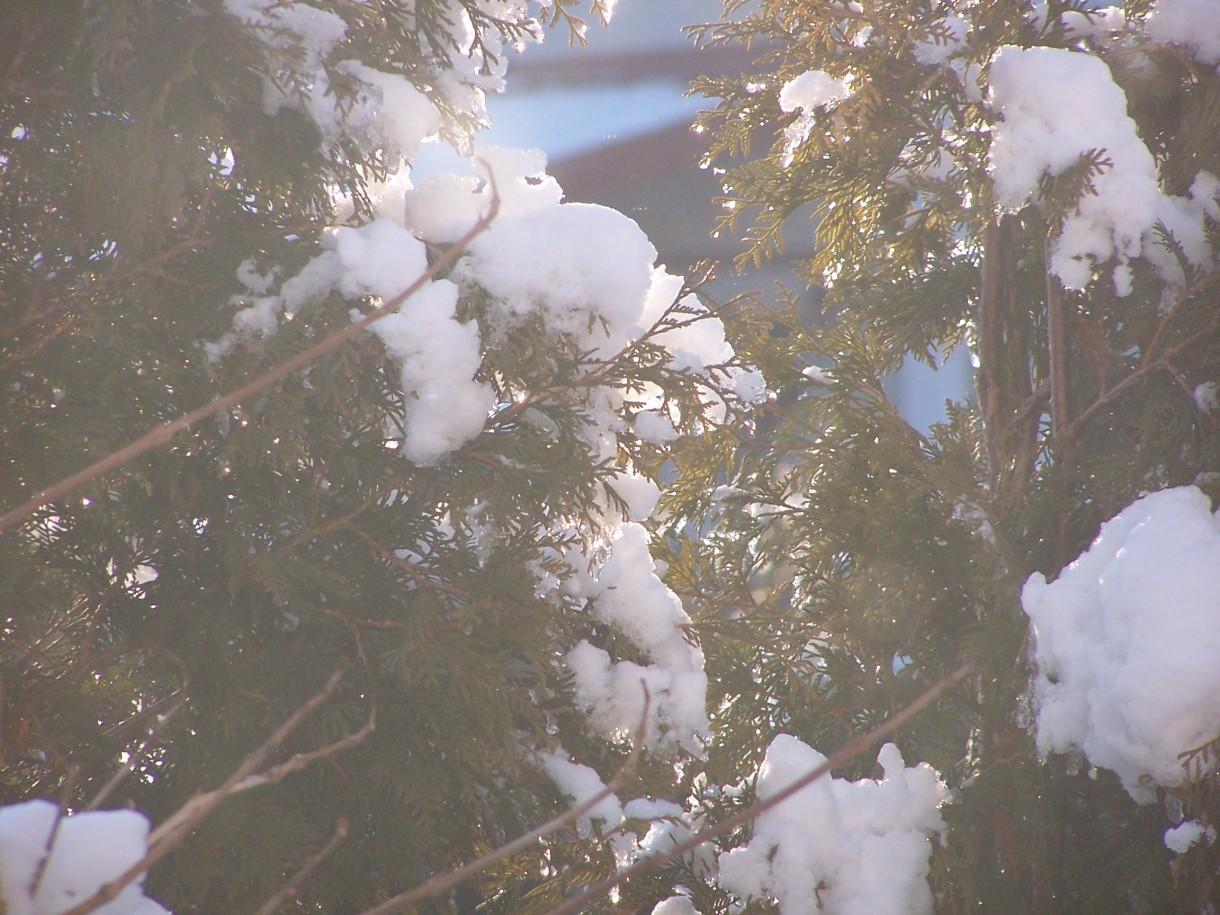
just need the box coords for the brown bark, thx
[977,217,1042,517]
[1045,248,1072,439]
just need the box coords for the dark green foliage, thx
[636,0,1220,911]
[6,0,1220,913]
[0,1,711,912]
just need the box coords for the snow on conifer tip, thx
[1023,486,1220,801]
[717,736,948,915]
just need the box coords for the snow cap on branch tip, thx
[717,736,948,915]
[1024,486,1220,802]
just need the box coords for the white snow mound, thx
[1023,486,1220,801]
[717,736,948,915]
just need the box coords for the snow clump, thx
[222,0,441,158]
[779,70,854,114]
[1060,5,1126,40]
[717,736,949,915]
[214,144,763,466]
[777,69,853,165]
[207,5,765,768]
[1023,486,1220,802]
[634,410,680,444]
[986,44,1217,295]
[1195,380,1219,413]
[1164,819,1216,854]
[539,752,705,870]
[563,523,709,753]
[212,216,495,466]
[1146,0,1220,66]
[913,13,968,66]
[652,896,701,915]
[0,800,172,915]
[987,45,1158,291]
[539,752,625,837]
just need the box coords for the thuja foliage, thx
[0,1,747,912]
[5,0,1220,913]
[621,0,1219,912]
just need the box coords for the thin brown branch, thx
[230,704,375,796]
[59,671,356,915]
[252,818,349,915]
[315,606,406,631]
[147,671,346,847]
[273,499,377,556]
[1062,303,1220,444]
[31,764,80,900]
[0,181,501,535]
[977,217,1038,514]
[541,664,972,915]
[1140,273,1212,370]
[87,700,183,811]
[0,314,74,372]
[357,685,652,915]
[101,689,186,742]
[356,529,475,602]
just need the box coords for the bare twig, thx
[30,764,80,900]
[229,704,376,796]
[1062,302,1220,444]
[59,671,368,915]
[101,689,186,742]
[147,672,346,848]
[87,699,183,811]
[541,664,972,915]
[356,529,476,602]
[272,498,378,556]
[357,686,653,915]
[0,181,501,535]
[1140,273,1211,370]
[253,818,350,915]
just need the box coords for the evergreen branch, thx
[58,671,363,915]
[0,231,218,346]
[1179,735,1220,783]
[356,685,653,915]
[252,818,349,915]
[0,178,502,536]
[24,643,130,704]
[1140,273,1215,372]
[490,294,734,429]
[60,530,169,682]
[272,497,380,557]
[314,606,407,631]
[1062,287,1220,446]
[540,664,973,915]
[0,312,74,372]
[102,679,189,743]
[357,529,477,602]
